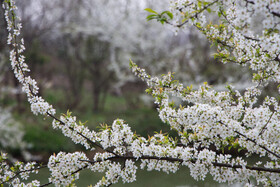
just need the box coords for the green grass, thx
[24,125,76,153]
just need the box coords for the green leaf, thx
[161,11,173,19]
[101,176,106,182]
[203,1,210,6]
[146,14,158,21]
[145,88,152,94]
[159,17,167,24]
[129,59,135,68]
[197,1,202,9]
[181,18,188,23]
[196,22,202,28]
[166,12,173,19]
[144,8,158,14]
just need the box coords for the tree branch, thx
[81,155,280,174]
[0,164,47,185]
[166,0,218,28]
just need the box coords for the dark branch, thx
[234,130,280,159]
[166,0,218,28]
[81,155,280,174]
[47,112,118,157]
[0,165,47,185]
[39,165,89,187]
[244,0,280,18]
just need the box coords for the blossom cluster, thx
[1,0,280,186]
[169,0,280,85]
[48,152,88,186]
[0,152,40,186]
[131,61,280,185]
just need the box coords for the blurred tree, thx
[77,36,115,112]
[58,34,86,109]
[0,0,253,111]
[0,107,30,160]
[0,0,66,110]
[62,0,251,91]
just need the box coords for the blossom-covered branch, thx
[1,0,280,186]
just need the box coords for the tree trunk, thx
[92,84,100,112]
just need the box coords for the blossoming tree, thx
[1,0,280,186]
